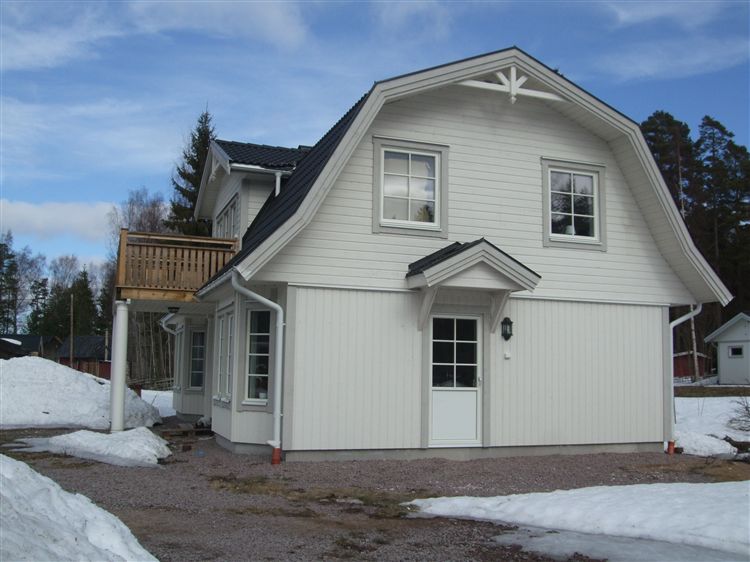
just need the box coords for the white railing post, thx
[110,300,130,432]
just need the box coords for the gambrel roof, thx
[199,47,731,305]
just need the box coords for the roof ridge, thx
[215,139,307,152]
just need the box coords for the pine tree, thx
[164,110,215,236]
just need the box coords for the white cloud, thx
[372,1,452,39]
[604,1,726,29]
[126,1,309,50]
[595,36,749,81]
[0,3,124,71]
[1,96,182,179]
[0,200,113,242]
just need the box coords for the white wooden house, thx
[112,48,731,461]
[705,313,750,385]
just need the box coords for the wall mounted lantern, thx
[501,317,513,341]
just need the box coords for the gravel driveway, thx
[3,424,746,561]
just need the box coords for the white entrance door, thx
[430,316,482,446]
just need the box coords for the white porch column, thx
[110,300,130,432]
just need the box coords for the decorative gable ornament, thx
[458,64,565,105]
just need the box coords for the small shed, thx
[57,335,111,379]
[705,312,750,385]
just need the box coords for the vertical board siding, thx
[492,298,664,446]
[288,287,665,451]
[289,287,422,451]
[255,86,693,305]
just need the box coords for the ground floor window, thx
[217,312,234,397]
[189,330,205,388]
[246,310,271,404]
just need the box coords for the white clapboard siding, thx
[287,287,422,451]
[254,85,694,305]
[246,176,275,230]
[212,173,242,224]
[491,298,664,446]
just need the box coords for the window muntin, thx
[189,331,205,388]
[246,310,271,403]
[431,317,478,389]
[549,169,597,239]
[381,149,439,228]
[729,345,744,358]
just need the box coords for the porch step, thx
[158,423,213,440]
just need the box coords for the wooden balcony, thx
[115,229,238,302]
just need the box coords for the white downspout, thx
[159,313,178,336]
[231,269,285,464]
[274,172,282,196]
[666,302,703,453]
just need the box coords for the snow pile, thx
[411,481,750,557]
[0,356,160,429]
[13,427,171,467]
[0,454,157,561]
[141,389,176,418]
[675,397,749,457]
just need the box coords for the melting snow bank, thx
[675,397,750,457]
[0,454,157,561]
[410,481,750,557]
[0,356,161,429]
[493,525,743,562]
[141,390,176,418]
[11,427,171,467]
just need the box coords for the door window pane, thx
[456,319,476,341]
[433,341,454,364]
[433,318,454,340]
[455,366,477,388]
[456,342,476,365]
[432,365,453,387]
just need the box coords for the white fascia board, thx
[705,312,750,343]
[232,48,730,305]
[195,142,232,220]
[194,269,232,299]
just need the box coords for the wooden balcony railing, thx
[115,229,238,302]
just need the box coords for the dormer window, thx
[372,137,449,238]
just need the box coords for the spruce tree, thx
[165,110,215,236]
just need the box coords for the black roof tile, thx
[215,140,310,170]
[201,92,370,289]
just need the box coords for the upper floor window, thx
[215,196,240,239]
[373,138,449,238]
[542,158,607,251]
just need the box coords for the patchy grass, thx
[634,458,750,482]
[226,505,318,518]
[208,473,427,519]
[675,386,750,397]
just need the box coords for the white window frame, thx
[188,329,206,390]
[215,195,240,239]
[541,158,607,251]
[728,345,744,358]
[215,311,234,400]
[243,309,272,406]
[372,137,449,238]
[430,315,481,390]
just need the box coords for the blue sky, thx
[1,1,748,266]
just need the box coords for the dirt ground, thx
[3,423,749,562]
